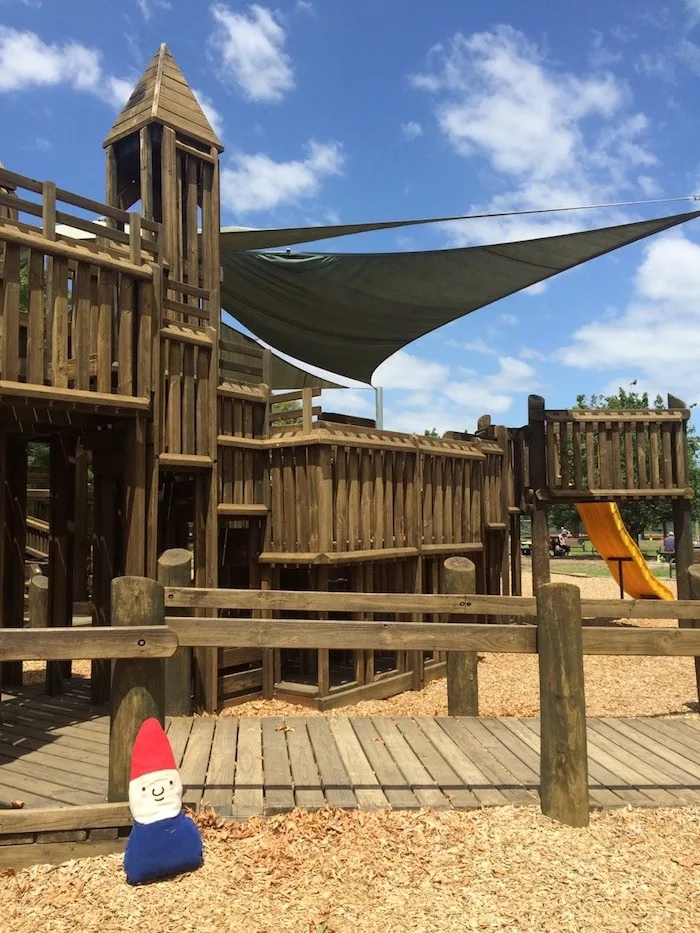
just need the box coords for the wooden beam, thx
[0,625,178,660]
[47,434,75,693]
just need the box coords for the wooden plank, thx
[395,717,482,807]
[456,717,539,791]
[637,423,649,488]
[590,719,700,804]
[180,717,216,810]
[26,249,45,385]
[633,719,700,767]
[0,839,126,871]
[0,626,178,661]
[73,262,91,390]
[371,718,449,809]
[305,718,357,808]
[326,717,389,810]
[0,736,107,784]
[498,718,622,808]
[438,718,537,806]
[414,717,507,807]
[261,717,296,814]
[1,243,20,381]
[649,423,661,488]
[351,717,419,809]
[166,617,536,652]
[584,721,687,807]
[520,719,650,808]
[165,717,193,768]
[201,717,237,816]
[232,718,264,819]
[0,801,131,835]
[285,718,325,809]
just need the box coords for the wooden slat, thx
[26,250,44,385]
[166,717,194,768]
[232,719,263,819]
[285,718,325,809]
[327,717,389,809]
[0,626,178,661]
[305,718,357,808]
[2,242,20,381]
[351,717,419,808]
[395,718,482,807]
[261,717,296,814]
[201,718,236,816]
[368,719,447,808]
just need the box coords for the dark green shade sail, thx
[220,210,700,384]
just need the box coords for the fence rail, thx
[4,578,700,829]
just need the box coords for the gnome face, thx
[129,768,183,824]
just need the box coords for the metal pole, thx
[375,386,384,429]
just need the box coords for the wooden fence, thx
[531,402,692,500]
[5,577,700,828]
[0,166,159,405]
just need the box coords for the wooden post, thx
[108,576,166,802]
[528,396,551,593]
[1,435,24,688]
[28,575,49,629]
[443,556,478,716]
[47,434,76,693]
[537,582,589,827]
[685,567,700,707]
[157,549,192,716]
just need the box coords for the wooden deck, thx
[3,683,700,815]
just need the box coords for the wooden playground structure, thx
[2,45,700,865]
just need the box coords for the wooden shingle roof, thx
[103,44,223,151]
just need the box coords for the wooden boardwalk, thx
[3,684,700,815]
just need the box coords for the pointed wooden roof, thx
[103,44,223,151]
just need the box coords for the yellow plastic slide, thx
[574,502,673,600]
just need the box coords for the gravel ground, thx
[221,568,699,721]
[3,806,700,932]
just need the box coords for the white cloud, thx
[193,88,224,138]
[500,313,517,325]
[320,389,373,415]
[411,26,658,246]
[373,350,449,389]
[0,26,131,108]
[220,140,343,214]
[296,0,313,11]
[401,121,423,140]
[557,230,700,401]
[210,3,294,103]
[137,0,171,20]
[447,337,497,355]
[685,0,700,21]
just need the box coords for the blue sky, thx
[2,0,700,433]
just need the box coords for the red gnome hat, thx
[130,718,177,782]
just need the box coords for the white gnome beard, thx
[129,768,183,824]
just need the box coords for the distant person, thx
[663,532,675,554]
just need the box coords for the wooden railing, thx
[529,398,692,500]
[219,337,271,386]
[0,167,160,406]
[4,578,700,829]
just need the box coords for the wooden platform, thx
[3,684,700,815]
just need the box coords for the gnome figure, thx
[123,717,203,885]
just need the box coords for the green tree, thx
[424,428,439,437]
[549,385,700,540]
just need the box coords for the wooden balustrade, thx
[536,407,692,500]
[0,169,160,406]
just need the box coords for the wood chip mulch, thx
[2,806,700,932]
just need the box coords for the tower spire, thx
[103,44,222,151]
